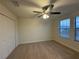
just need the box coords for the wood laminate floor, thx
[7,41,79,59]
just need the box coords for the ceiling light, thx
[43,14,49,19]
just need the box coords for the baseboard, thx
[6,44,20,59]
[20,39,52,44]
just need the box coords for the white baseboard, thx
[20,39,52,44]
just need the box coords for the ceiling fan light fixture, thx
[43,14,49,19]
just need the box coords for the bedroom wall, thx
[51,11,79,52]
[18,18,52,44]
[0,3,19,59]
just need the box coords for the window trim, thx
[59,18,70,39]
[74,16,79,42]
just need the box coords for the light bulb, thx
[43,14,49,19]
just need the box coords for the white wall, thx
[0,4,18,59]
[19,18,52,44]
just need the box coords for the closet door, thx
[0,15,16,59]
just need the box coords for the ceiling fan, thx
[33,4,61,19]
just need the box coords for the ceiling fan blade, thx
[38,14,43,17]
[50,12,61,14]
[42,4,54,10]
[33,11,42,13]
[50,0,58,3]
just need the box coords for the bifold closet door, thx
[0,15,16,59]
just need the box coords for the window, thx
[75,16,79,41]
[59,18,70,38]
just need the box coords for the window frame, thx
[74,16,79,42]
[59,18,70,39]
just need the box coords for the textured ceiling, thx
[1,0,79,18]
